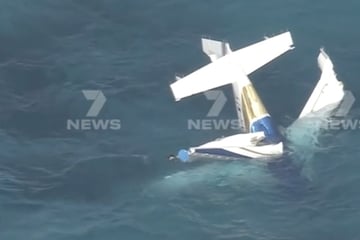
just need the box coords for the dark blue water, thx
[1,0,360,239]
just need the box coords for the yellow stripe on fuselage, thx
[241,83,269,131]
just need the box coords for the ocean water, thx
[1,0,360,239]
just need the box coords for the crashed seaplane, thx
[169,31,347,162]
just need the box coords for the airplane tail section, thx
[201,38,232,62]
[317,48,333,70]
[170,31,294,101]
[298,49,345,118]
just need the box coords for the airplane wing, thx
[232,31,294,75]
[170,31,294,101]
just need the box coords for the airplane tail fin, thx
[298,49,345,118]
[201,38,232,62]
[317,48,333,71]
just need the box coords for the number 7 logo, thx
[82,90,107,117]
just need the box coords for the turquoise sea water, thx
[1,0,360,239]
